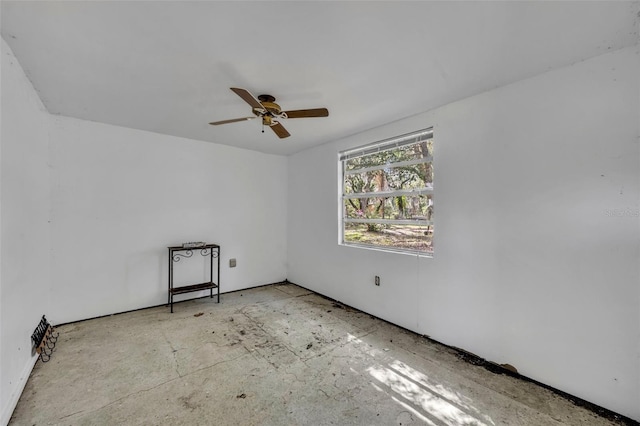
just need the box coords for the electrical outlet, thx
[229,258,237,268]
[375,276,380,286]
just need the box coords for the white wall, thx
[47,116,288,325]
[288,46,640,421]
[1,36,288,424]
[0,39,52,425]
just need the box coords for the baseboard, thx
[55,280,289,328]
[1,354,38,426]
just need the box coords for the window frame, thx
[339,128,434,256]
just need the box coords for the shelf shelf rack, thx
[168,243,220,313]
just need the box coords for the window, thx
[339,128,434,255]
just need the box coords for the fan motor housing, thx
[257,101,281,115]
[253,95,282,117]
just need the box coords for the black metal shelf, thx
[168,244,220,313]
[170,281,218,295]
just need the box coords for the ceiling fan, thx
[209,87,329,139]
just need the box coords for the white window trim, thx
[339,127,434,257]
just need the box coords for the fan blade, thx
[270,122,291,139]
[283,108,329,119]
[209,117,255,125]
[230,87,264,110]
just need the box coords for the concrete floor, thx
[10,283,628,425]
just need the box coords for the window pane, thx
[344,223,434,254]
[344,195,433,221]
[344,163,433,194]
[345,138,433,172]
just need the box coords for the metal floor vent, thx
[31,315,58,362]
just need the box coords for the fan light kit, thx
[209,87,329,139]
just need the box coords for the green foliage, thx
[343,139,433,222]
[343,224,434,254]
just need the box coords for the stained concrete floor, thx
[10,283,630,426]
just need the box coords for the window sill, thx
[339,242,433,258]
